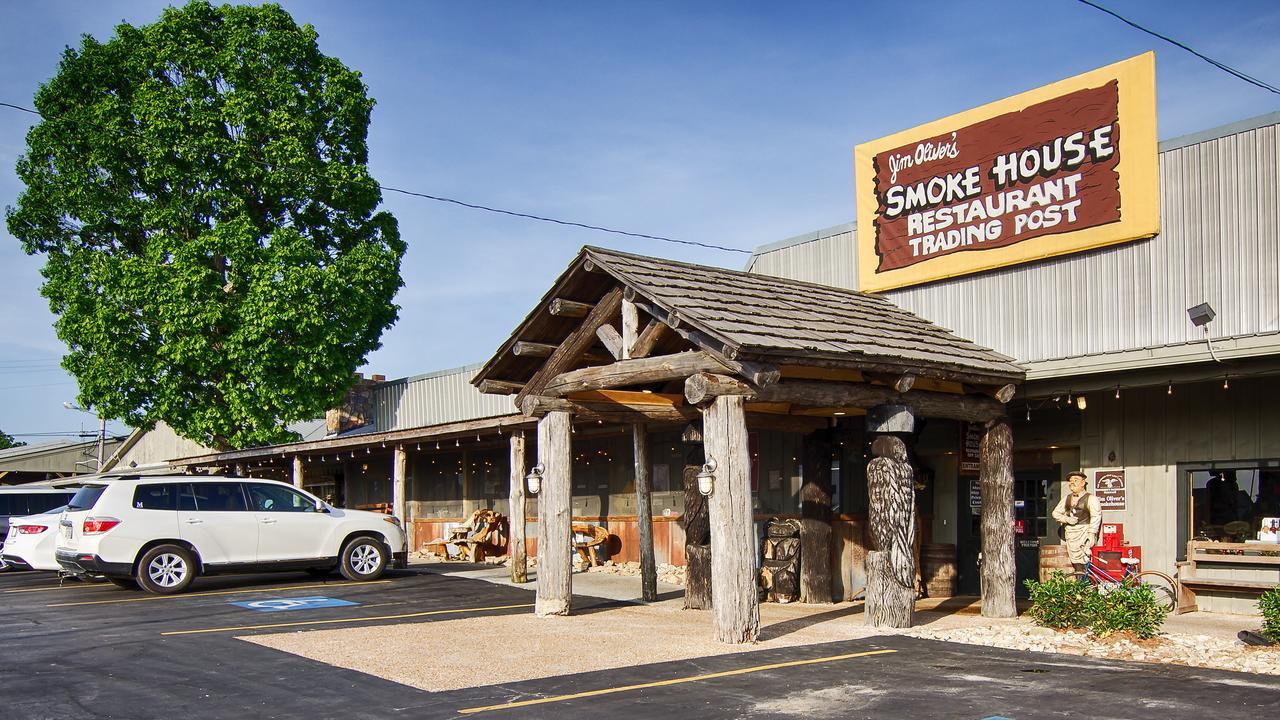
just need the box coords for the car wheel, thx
[339,537,387,582]
[136,544,196,594]
[108,576,140,591]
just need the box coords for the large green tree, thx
[7,2,405,449]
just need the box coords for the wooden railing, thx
[1175,541,1280,613]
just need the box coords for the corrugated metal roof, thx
[372,363,513,431]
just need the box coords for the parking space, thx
[1,567,1278,719]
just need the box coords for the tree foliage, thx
[6,2,404,449]
[0,430,26,450]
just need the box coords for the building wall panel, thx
[372,364,513,433]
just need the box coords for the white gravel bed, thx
[905,621,1280,675]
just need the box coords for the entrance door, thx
[955,468,1054,598]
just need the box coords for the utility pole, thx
[97,416,106,471]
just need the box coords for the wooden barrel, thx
[921,543,957,598]
[1039,542,1073,581]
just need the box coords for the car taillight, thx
[15,525,47,535]
[82,517,121,535]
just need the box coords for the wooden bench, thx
[1175,540,1280,613]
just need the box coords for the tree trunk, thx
[682,458,712,610]
[866,551,914,627]
[980,416,1017,618]
[509,431,528,584]
[633,424,657,602]
[536,411,572,616]
[703,395,759,644]
[799,429,833,604]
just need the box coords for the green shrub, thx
[1024,572,1093,630]
[1260,587,1280,643]
[1091,580,1167,639]
[1024,572,1167,639]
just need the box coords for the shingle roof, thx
[472,246,1024,390]
[583,247,1024,379]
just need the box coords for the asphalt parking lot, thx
[1,567,1278,719]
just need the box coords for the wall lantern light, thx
[697,457,718,497]
[525,463,545,495]
[1075,395,1087,411]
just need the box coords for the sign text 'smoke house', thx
[854,52,1160,292]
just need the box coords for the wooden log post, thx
[392,445,408,527]
[799,429,834,604]
[702,394,760,644]
[979,416,1017,618]
[509,431,528,584]
[682,452,712,610]
[536,411,573,616]
[864,406,917,629]
[633,424,657,602]
[292,455,304,489]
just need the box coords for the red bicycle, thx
[1071,556,1178,611]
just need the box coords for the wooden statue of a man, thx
[1051,471,1102,573]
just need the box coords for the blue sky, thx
[2,1,1278,441]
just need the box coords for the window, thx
[1189,466,1280,541]
[192,482,249,512]
[246,483,316,513]
[133,484,179,511]
[67,485,108,511]
[28,493,75,513]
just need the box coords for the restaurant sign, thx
[854,53,1159,292]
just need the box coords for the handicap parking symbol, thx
[230,596,359,612]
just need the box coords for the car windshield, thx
[67,485,107,510]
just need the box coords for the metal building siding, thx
[747,120,1280,364]
[372,365,513,432]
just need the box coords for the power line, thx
[1076,0,1280,95]
[1,101,752,255]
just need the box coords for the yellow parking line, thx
[3,583,100,594]
[161,602,534,636]
[457,648,898,715]
[47,580,392,608]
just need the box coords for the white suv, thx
[56,475,407,594]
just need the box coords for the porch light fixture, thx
[696,457,717,497]
[1186,302,1216,327]
[525,463,545,495]
[1075,395,1087,411]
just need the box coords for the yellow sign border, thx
[854,52,1159,293]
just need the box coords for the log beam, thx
[704,395,759,643]
[513,341,557,357]
[628,319,672,359]
[549,298,593,318]
[756,381,1005,423]
[621,299,640,359]
[517,287,624,405]
[291,455,304,489]
[634,424,657,602]
[979,416,1017,618]
[509,431,528,584]
[685,373,755,406]
[536,411,573,616]
[596,325,623,360]
[522,395,699,424]
[542,351,735,397]
[478,379,524,395]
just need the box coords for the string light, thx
[1115,386,1121,399]
[1223,377,1230,390]
[1167,382,1173,396]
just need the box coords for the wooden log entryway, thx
[472,246,1024,642]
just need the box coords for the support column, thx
[703,394,759,644]
[509,431,528,584]
[536,411,573,616]
[292,456,304,489]
[799,428,833,604]
[393,444,407,527]
[633,424,657,602]
[979,416,1016,618]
